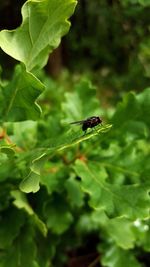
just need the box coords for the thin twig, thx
[88,255,100,267]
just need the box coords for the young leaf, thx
[0,0,77,71]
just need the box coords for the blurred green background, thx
[1,0,150,97]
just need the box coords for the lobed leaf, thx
[112,88,150,128]
[74,160,150,220]
[0,0,77,71]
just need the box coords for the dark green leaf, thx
[11,190,47,236]
[0,226,40,267]
[44,198,73,234]
[0,207,25,249]
[0,64,44,122]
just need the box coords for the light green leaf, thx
[101,245,142,267]
[61,79,102,123]
[19,151,48,193]
[56,124,112,152]
[0,64,44,122]
[107,217,136,249]
[0,0,77,71]
[19,171,40,193]
[11,190,33,215]
[74,160,150,219]
[132,219,150,251]
[12,121,37,150]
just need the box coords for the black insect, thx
[70,116,102,133]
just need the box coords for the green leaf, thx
[44,197,73,234]
[0,226,40,267]
[77,211,137,249]
[65,174,84,207]
[0,0,77,71]
[0,144,15,157]
[139,39,150,77]
[19,171,40,193]
[11,190,47,236]
[0,148,18,182]
[0,207,25,249]
[0,64,44,122]
[19,151,48,193]
[74,160,150,219]
[61,79,102,123]
[76,210,108,233]
[12,121,37,150]
[56,124,112,151]
[112,92,140,126]
[107,217,136,249]
[137,87,150,127]
[0,184,12,211]
[19,123,112,193]
[132,219,150,252]
[11,190,33,215]
[112,88,150,128]
[40,162,68,195]
[101,245,142,267]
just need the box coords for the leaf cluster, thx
[0,1,150,267]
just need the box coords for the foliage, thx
[0,0,150,267]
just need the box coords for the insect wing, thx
[70,120,85,125]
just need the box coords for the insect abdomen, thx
[82,123,88,131]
